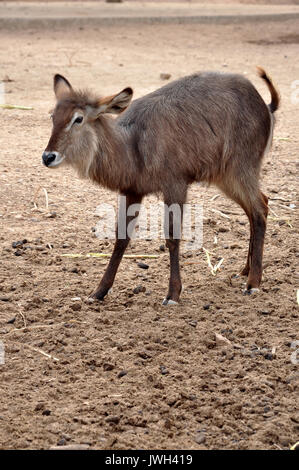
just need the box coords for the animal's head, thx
[42,74,133,175]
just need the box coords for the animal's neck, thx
[88,116,135,193]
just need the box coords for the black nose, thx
[42,152,56,167]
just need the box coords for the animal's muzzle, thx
[42,152,57,167]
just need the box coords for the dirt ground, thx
[2,1,299,4]
[0,17,298,450]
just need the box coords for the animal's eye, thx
[74,116,83,124]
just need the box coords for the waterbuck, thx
[42,68,279,304]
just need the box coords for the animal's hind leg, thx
[237,193,268,279]
[239,208,253,277]
[216,179,268,292]
[245,191,268,293]
[216,180,254,278]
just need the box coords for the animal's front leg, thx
[91,192,143,301]
[162,238,182,305]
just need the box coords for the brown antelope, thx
[42,68,279,305]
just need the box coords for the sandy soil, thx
[2,1,299,5]
[0,17,298,450]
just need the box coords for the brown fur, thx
[43,69,280,303]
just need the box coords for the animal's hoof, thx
[162,298,179,306]
[89,286,112,302]
[90,291,107,302]
[243,287,260,295]
[89,295,103,302]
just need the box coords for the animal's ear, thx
[54,74,73,100]
[95,87,133,116]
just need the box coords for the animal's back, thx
[117,72,271,187]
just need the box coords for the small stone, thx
[34,403,45,412]
[164,418,172,429]
[133,285,146,294]
[215,333,232,347]
[137,262,149,270]
[14,250,23,256]
[189,320,197,328]
[12,240,24,248]
[160,73,171,80]
[6,315,16,324]
[290,413,299,423]
[70,303,81,312]
[103,363,114,371]
[42,409,51,416]
[57,438,67,446]
[264,352,274,360]
[194,433,206,444]
[166,395,178,406]
[35,245,44,251]
[45,212,57,218]
[159,244,166,252]
[138,350,151,359]
[260,310,271,315]
[106,416,120,424]
[160,365,169,375]
[117,370,128,378]
[203,304,210,310]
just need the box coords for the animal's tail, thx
[257,66,280,113]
